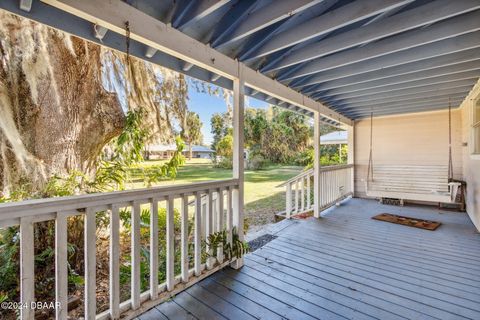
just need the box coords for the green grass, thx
[127,159,304,227]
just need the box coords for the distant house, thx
[145,144,214,160]
[184,145,214,159]
[320,131,347,145]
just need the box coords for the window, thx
[473,95,480,155]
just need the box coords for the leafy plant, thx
[204,227,249,262]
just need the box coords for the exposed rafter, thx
[291,31,480,88]
[174,0,231,30]
[266,0,480,72]
[299,51,480,93]
[332,90,471,110]
[239,0,339,61]
[350,102,464,118]
[214,0,322,48]
[282,10,480,80]
[316,70,480,100]
[333,94,468,112]
[245,0,412,59]
[39,0,352,125]
[321,81,475,105]
[19,0,32,12]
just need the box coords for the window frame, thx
[471,93,480,158]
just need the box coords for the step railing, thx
[278,164,354,218]
[0,179,240,320]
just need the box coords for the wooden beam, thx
[334,92,468,111]
[215,0,321,47]
[249,0,412,58]
[342,99,465,116]
[19,0,32,12]
[351,103,463,118]
[145,46,157,58]
[268,0,480,71]
[291,31,480,87]
[239,0,338,61]
[317,70,480,100]
[41,0,352,125]
[93,24,108,40]
[303,58,480,94]
[325,82,474,105]
[176,0,232,30]
[282,10,480,80]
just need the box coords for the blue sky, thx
[187,81,268,146]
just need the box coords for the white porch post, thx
[231,65,245,269]
[347,123,355,196]
[313,112,321,218]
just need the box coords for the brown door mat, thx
[372,213,441,231]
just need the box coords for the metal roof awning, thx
[2,0,480,122]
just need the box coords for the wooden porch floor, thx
[138,198,480,320]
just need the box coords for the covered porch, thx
[0,0,479,320]
[139,198,480,320]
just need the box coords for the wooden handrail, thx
[1,179,240,320]
[280,165,354,218]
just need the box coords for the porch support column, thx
[231,65,245,269]
[313,111,321,218]
[347,123,355,196]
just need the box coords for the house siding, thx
[353,79,480,232]
[460,79,480,231]
[353,109,463,199]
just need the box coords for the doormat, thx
[248,234,277,252]
[372,213,441,231]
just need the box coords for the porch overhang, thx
[4,0,479,123]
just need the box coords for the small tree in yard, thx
[182,111,203,160]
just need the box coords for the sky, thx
[187,80,268,146]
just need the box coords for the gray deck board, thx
[140,198,480,320]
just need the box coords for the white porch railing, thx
[279,164,354,218]
[0,179,240,320]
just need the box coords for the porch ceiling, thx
[116,0,480,119]
[3,0,480,121]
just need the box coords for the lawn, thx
[127,159,304,229]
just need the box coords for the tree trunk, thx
[0,13,124,194]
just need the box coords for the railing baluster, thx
[206,190,213,239]
[55,213,68,320]
[216,189,224,263]
[20,217,34,320]
[295,180,299,213]
[300,177,305,212]
[286,182,292,219]
[85,208,96,319]
[307,175,311,209]
[194,192,202,276]
[110,205,120,319]
[150,199,159,299]
[131,202,141,309]
[166,196,175,291]
[181,194,189,282]
[226,187,233,245]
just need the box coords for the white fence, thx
[279,164,354,218]
[0,179,240,320]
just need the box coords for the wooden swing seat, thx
[365,165,460,203]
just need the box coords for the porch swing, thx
[364,102,462,204]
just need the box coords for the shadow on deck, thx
[138,198,480,320]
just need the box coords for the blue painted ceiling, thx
[2,0,480,122]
